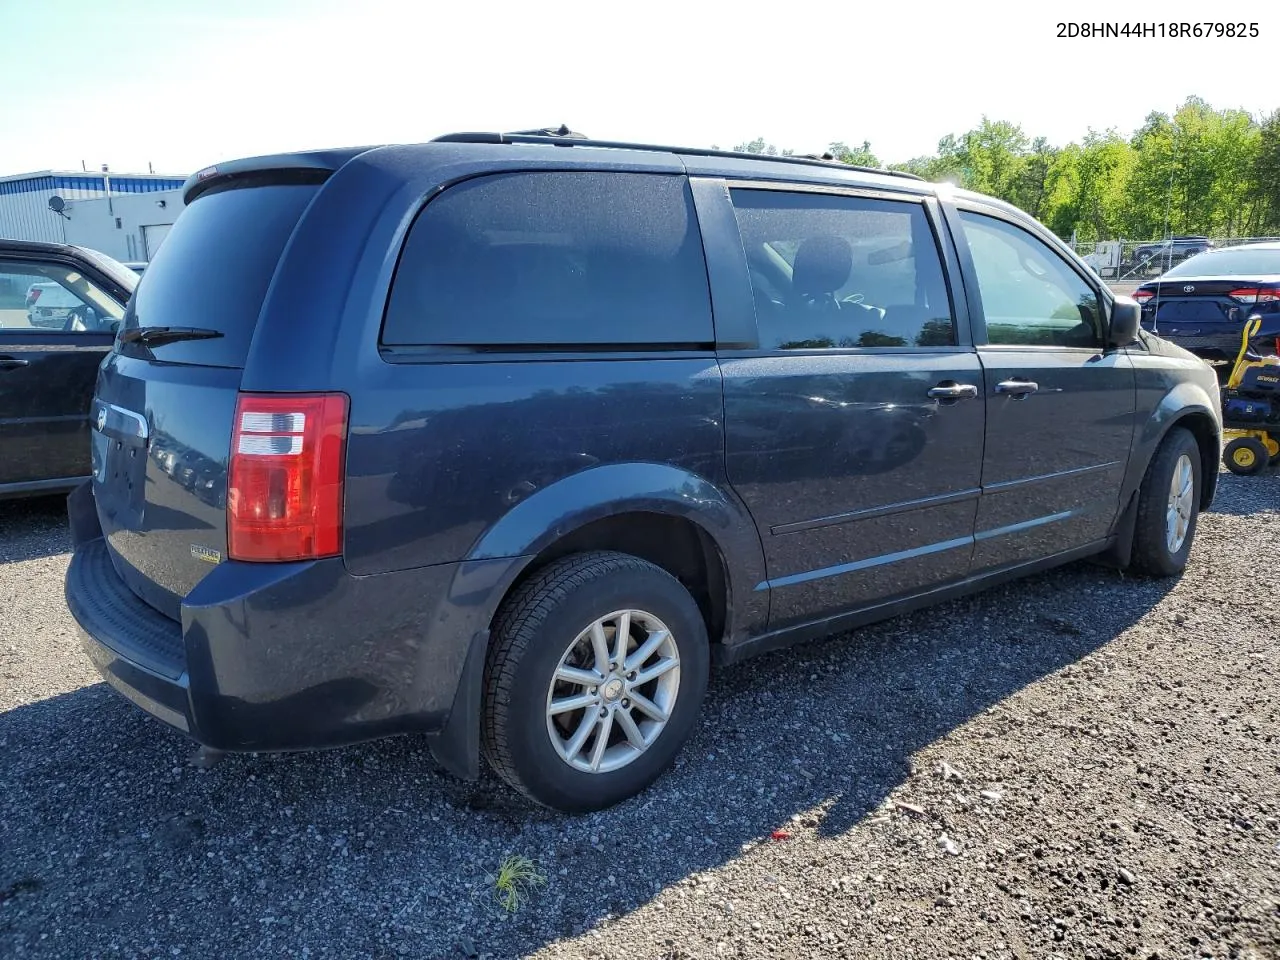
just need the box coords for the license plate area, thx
[92,402,149,524]
[1157,300,1229,323]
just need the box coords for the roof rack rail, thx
[429,129,925,181]
[505,124,589,139]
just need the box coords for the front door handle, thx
[0,356,31,370]
[928,381,979,401]
[995,378,1039,398]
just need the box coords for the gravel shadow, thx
[0,495,70,564]
[0,549,1176,957]
[1202,466,1280,516]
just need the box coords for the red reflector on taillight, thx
[28,288,41,303]
[227,393,348,562]
[1133,289,1154,303]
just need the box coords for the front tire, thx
[481,551,709,812]
[1129,427,1202,577]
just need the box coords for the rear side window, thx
[382,172,713,349]
[121,184,318,367]
[730,189,956,351]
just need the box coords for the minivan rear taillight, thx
[228,393,348,562]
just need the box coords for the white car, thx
[25,281,84,328]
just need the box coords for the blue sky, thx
[0,0,1274,177]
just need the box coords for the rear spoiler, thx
[183,146,377,204]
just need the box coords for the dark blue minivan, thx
[65,130,1222,811]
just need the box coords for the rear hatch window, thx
[120,183,318,367]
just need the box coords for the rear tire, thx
[481,551,709,812]
[1129,427,1202,578]
[1223,437,1269,476]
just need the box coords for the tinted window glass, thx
[1163,247,1280,277]
[382,172,713,348]
[729,190,955,350]
[959,212,1102,348]
[122,184,318,367]
[0,261,124,335]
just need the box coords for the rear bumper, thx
[64,482,519,778]
[77,593,193,735]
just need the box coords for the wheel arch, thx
[1129,385,1221,511]
[1101,397,1219,571]
[464,462,768,645]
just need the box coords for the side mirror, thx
[1108,296,1141,348]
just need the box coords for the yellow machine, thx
[1220,316,1280,475]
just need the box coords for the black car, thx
[0,240,135,499]
[65,130,1222,812]
[1135,241,1280,367]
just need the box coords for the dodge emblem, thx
[1182,284,1196,293]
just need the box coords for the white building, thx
[0,170,187,263]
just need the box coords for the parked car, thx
[1131,235,1214,267]
[0,240,136,499]
[65,131,1222,812]
[25,279,85,328]
[1135,241,1280,367]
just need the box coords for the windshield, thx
[1164,247,1280,278]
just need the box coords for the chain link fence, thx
[1069,236,1280,282]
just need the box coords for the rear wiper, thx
[119,326,225,347]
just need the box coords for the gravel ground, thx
[1,473,1278,960]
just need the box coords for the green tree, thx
[1252,110,1280,234]
[733,137,793,157]
[961,118,1031,199]
[1128,98,1262,238]
[725,95,1277,240]
[1046,130,1135,241]
[1009,136,1060,220]
[828,140,880,168]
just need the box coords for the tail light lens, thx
[1228,287,1280,304]
[228,393,348,562]
[27,288,41,304]
[1133,289,1154,304]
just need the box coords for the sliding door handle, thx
[928,382,979,401]
[995,379,1039,398]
